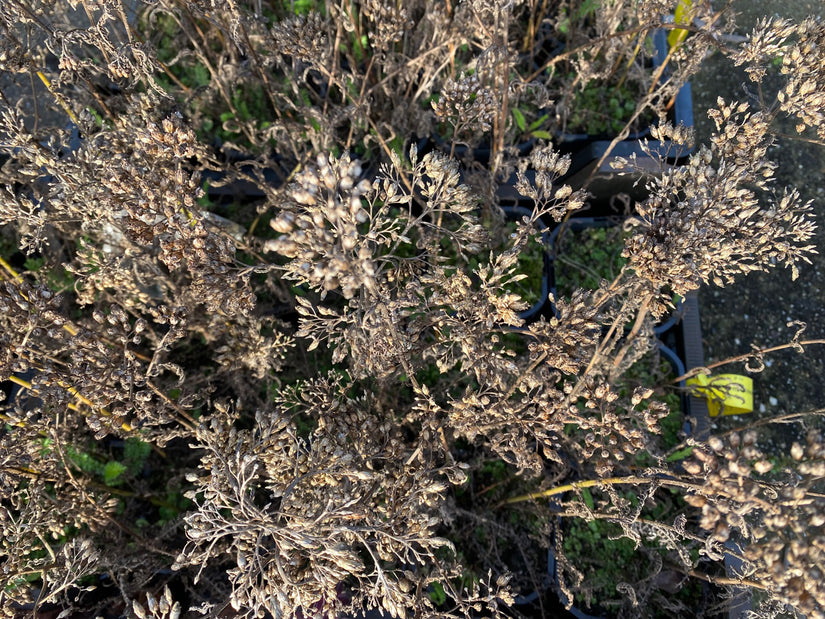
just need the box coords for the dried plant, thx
[0,2,823,618]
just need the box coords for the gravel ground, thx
[692,0,825,452]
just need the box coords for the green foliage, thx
[38,438,53,456]
[480,459,508,482]
[102,461,128,485]
[567,79,642,135]
[557,0,601,34]
[555,224,629,300]
[148,11,277,151]
[286,0,319,15]
[512,108,552,140]
[85,106,105,129]
[157,487,193,524]
[24,257,76,293]
[66,445,102,477]
[561,488,702,615]
[666,445,694,462]
[62,437,151,488]
[152,14,210,90]
[507,225,546,306]
[122,437,152,474]
[513,108,527,133]
[428,581,447,605]
[350,34,370,64]
[206,83,272,146]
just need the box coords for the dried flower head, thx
[433,73,498,136]
[626,103,817,297]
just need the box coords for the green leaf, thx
[579,0,600,19]
[24,257,44,272]
[528,114,549,132]
[512,108,527,132]
[428,582,447,605]
[666,446,694,462]
[38,438,53,456]
[191,63,210,88]
[290,0,316,15]
[67,446,103,476]
[581,487,595,510]
[103,461,127,485]
[531,130,553,139]
[123,437,152,475]
[86,107,104,128]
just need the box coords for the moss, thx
[567,79,643,135]
[554,224,629,301]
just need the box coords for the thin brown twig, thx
[673,339,825,383]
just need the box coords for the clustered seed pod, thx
[627,103,816,302]
[432,73,498,134]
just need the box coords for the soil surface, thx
[691,0,825,453]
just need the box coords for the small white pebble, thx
[759,403,767,413]
[743,314,749,320]
[769,396,778,406]
[764,359,773,367]
[734,338,741,345]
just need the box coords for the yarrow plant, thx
[0,1,823,618]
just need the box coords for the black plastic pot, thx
[428,132,538,167]
[654,295,709,440]
[432,28,695,213]
[556,30,694,214]
[558,29,693,157]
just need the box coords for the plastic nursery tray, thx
[556,29,695,215]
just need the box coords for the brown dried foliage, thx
[0,1,823,618]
